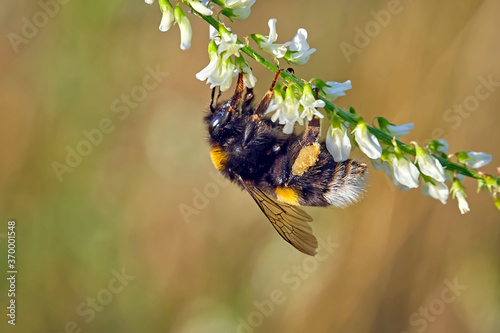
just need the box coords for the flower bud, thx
[159,0,174,32]
[174,5,192,50]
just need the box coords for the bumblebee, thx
[205,70,367,255]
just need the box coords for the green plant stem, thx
[197,12,491,182]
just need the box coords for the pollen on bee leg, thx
[275,187,300,205]
[210,146,227,170]
[292,142,321,176]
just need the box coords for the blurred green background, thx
[1,0,499,332]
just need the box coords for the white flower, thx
[421,180,449,204]
[174,5,192,50]
[377,118,413,139]
[186,0,213,16]
[386,123,414,138]
[436,140,449,153]
[209,25,218,40]
[372,158,397,185]
[463,152,492,168]
[159,1,175,32]
[266,91,284,115]
[353,120,382,159]
[450,178,469,214]
[196,40,220,81]
[235,57,257,88]
[286,29,316,65]
[224,0,256,20]
[208,58,235,92]
[145,0,154,4]
[391,155,420,189]
[209,23,230,44]
[197,42,236,91]
[429,139,449,154]
[326,122,351,162]
[270,87,302,134]
[253,19,289,58]
[218,26,244,61]
[299,83,325,121]
[322,80,352,101]
[455,190,470,214]
[415,145,445,182]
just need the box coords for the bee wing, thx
[239,178,318,256]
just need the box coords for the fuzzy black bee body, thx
[206,72,367,255]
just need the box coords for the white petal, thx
[436,139,449,154]
[422,181,448,204]
[326,125,351,162]
[178,16,192,50]
[196,56,220,81]
[283,122,295,134]
[243,71,257,88]
[159,7,174,32]
[267,18,278,43]
[262,43,288,58]
[289,28,309,51]
[456,191,470,214]
[386,123,414,137]
[392,157,419,188]
[188,0,213,15]
[354,127,382,159]
[372,158,400,186]
[464,152,492,168]
[323,80,352,100]
[289,48,316,65]
[417,154,445,182]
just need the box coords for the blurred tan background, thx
[1,0,499,332]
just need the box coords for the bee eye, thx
[209,116,221,134]
[209,111,230,135]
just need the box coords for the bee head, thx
[206,73,246,139]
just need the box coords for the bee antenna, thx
[229,72,245,111]
[210,87,217,112]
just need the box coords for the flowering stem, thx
[196,11,492,183]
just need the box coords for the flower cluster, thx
[145,0,500,214]
[145,0,255,51]
[196,24,255,91]
[264,80,351,135]
[251,19,316,65]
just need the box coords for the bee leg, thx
[241,88,255,114]
[255,69,281,117]
[229,72,245,111]
[301,116,321,145]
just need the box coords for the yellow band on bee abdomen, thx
[276,187,300,205]
[210,146,227,170]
